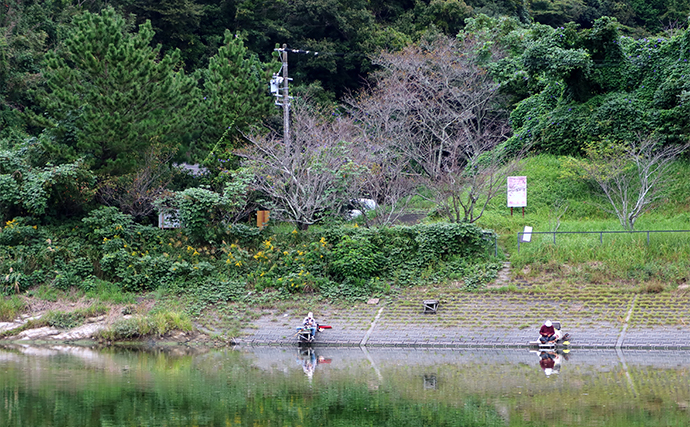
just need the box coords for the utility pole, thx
[270,44,292,146]
[281,44,290,147]
[270,45,320,147]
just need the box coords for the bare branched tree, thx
[237,101,364,230]
[347,87,419,226]
[349,35,521,223]
[349,140,417,226]
[547,199,569,232]
[563,135,688,230]
[98,146,175,222]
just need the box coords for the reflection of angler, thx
[539,351,556,377]
[539,351,564,377]
[296,349,332,380]
[303,350,317,379]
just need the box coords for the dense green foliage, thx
[466,15,690,155]
[0,208,499,302]
[2,0,689,141]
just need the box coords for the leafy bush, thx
[330,234,385,279]
[82,206,135,241]
[0,149,96,221]
[176,187,223,242]
[0,217,41,246]
[415,222,489,261]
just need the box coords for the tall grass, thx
[510,227,690,287]
[84,279,136,305]
[0,296,26,322]
[97,310,193,341]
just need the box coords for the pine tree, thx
[41,7,199,176]
[192,30,276,162]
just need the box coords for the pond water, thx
[0,344,688,426]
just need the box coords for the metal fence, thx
[516,229,690,254]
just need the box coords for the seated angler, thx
[539,320,556,344]
[303,312,318,338]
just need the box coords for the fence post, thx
[647,231,650,245]
[600,232,603,244]
[517,233,521,254]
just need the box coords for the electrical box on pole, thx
[270,76,283,95]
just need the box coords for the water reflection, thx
[295,347,331,381]
[1,344,689,426]
[535,349,567,377]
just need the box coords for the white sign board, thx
[158,211,181,229]
[521,226,533,242]
[507,176,527,207]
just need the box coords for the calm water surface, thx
[0,344,688,426]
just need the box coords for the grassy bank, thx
[477,155,690,291]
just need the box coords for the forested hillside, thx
[3,0,689,127]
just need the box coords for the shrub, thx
[176,187,223,243]
[330,234,385,280]
[82,206,135,241]
[0,217,41,246]
[415,222,489,261]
